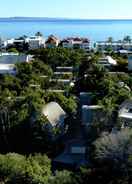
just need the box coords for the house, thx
[13,39,25,48]
[45,35,60,48]
[1,36,45,50]
[0,52,33,74]
[0,52,33,64]
[98,56,117,68]
[42,102,66,129]
[71,37,83,49]
[61,39,73,48]
[81,38,90,51]
[0,64,16,75]
[118,100,132,127]
[25,36,45,50]
[1,39,14,49]
[61,37,90,51]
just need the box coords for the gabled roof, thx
[45,35,59,44]
[42,102,66,127]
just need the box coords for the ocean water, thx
[1,19,132,41]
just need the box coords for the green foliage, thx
[0,153,51,184]
[35,32,43,37]
[114,56,128,71]
[44,92,77,114]
[93,129,132,171]
[48,170,76,184]
[29,47,85,69]
[7,47,19,53]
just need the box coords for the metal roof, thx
[42,102,66,127]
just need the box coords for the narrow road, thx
[53,94,90,169]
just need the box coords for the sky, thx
[1,0,132,19]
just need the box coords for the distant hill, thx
[0,17,132,22]
[0,17,75,21]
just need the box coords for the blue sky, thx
[1,0,132,19]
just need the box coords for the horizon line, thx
[0,16,132,20]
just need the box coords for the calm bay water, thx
[1,19,132,41]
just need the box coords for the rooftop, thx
[0,52,32,64]
[119,100,132,120]
[42,102,66,127]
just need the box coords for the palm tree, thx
[35,32,43,37]
[107,37,113,43]
[123,35,131,43]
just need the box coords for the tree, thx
[123,35,131,43]
[0,153,51,184]
[29,48,85,69]
[48,170,76,184]
[107,37,113,43]
[35,32,43,37]
[8,47,19,53]
[93,129,132,175]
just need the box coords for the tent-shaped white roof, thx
[42,102,66,127]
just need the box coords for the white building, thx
[1,39,14,49]
[26,36,45,50]
[0,52,33,74]
[61,37,90,51]
[95,41,132,52]
[0,64,16,75]
[0,36,45,50]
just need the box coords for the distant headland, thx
[0,17,132,21]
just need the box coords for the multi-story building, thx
[25,36,45,50]
[61,37,90,51]
[1,36,45,50]
[95,41,132,52]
